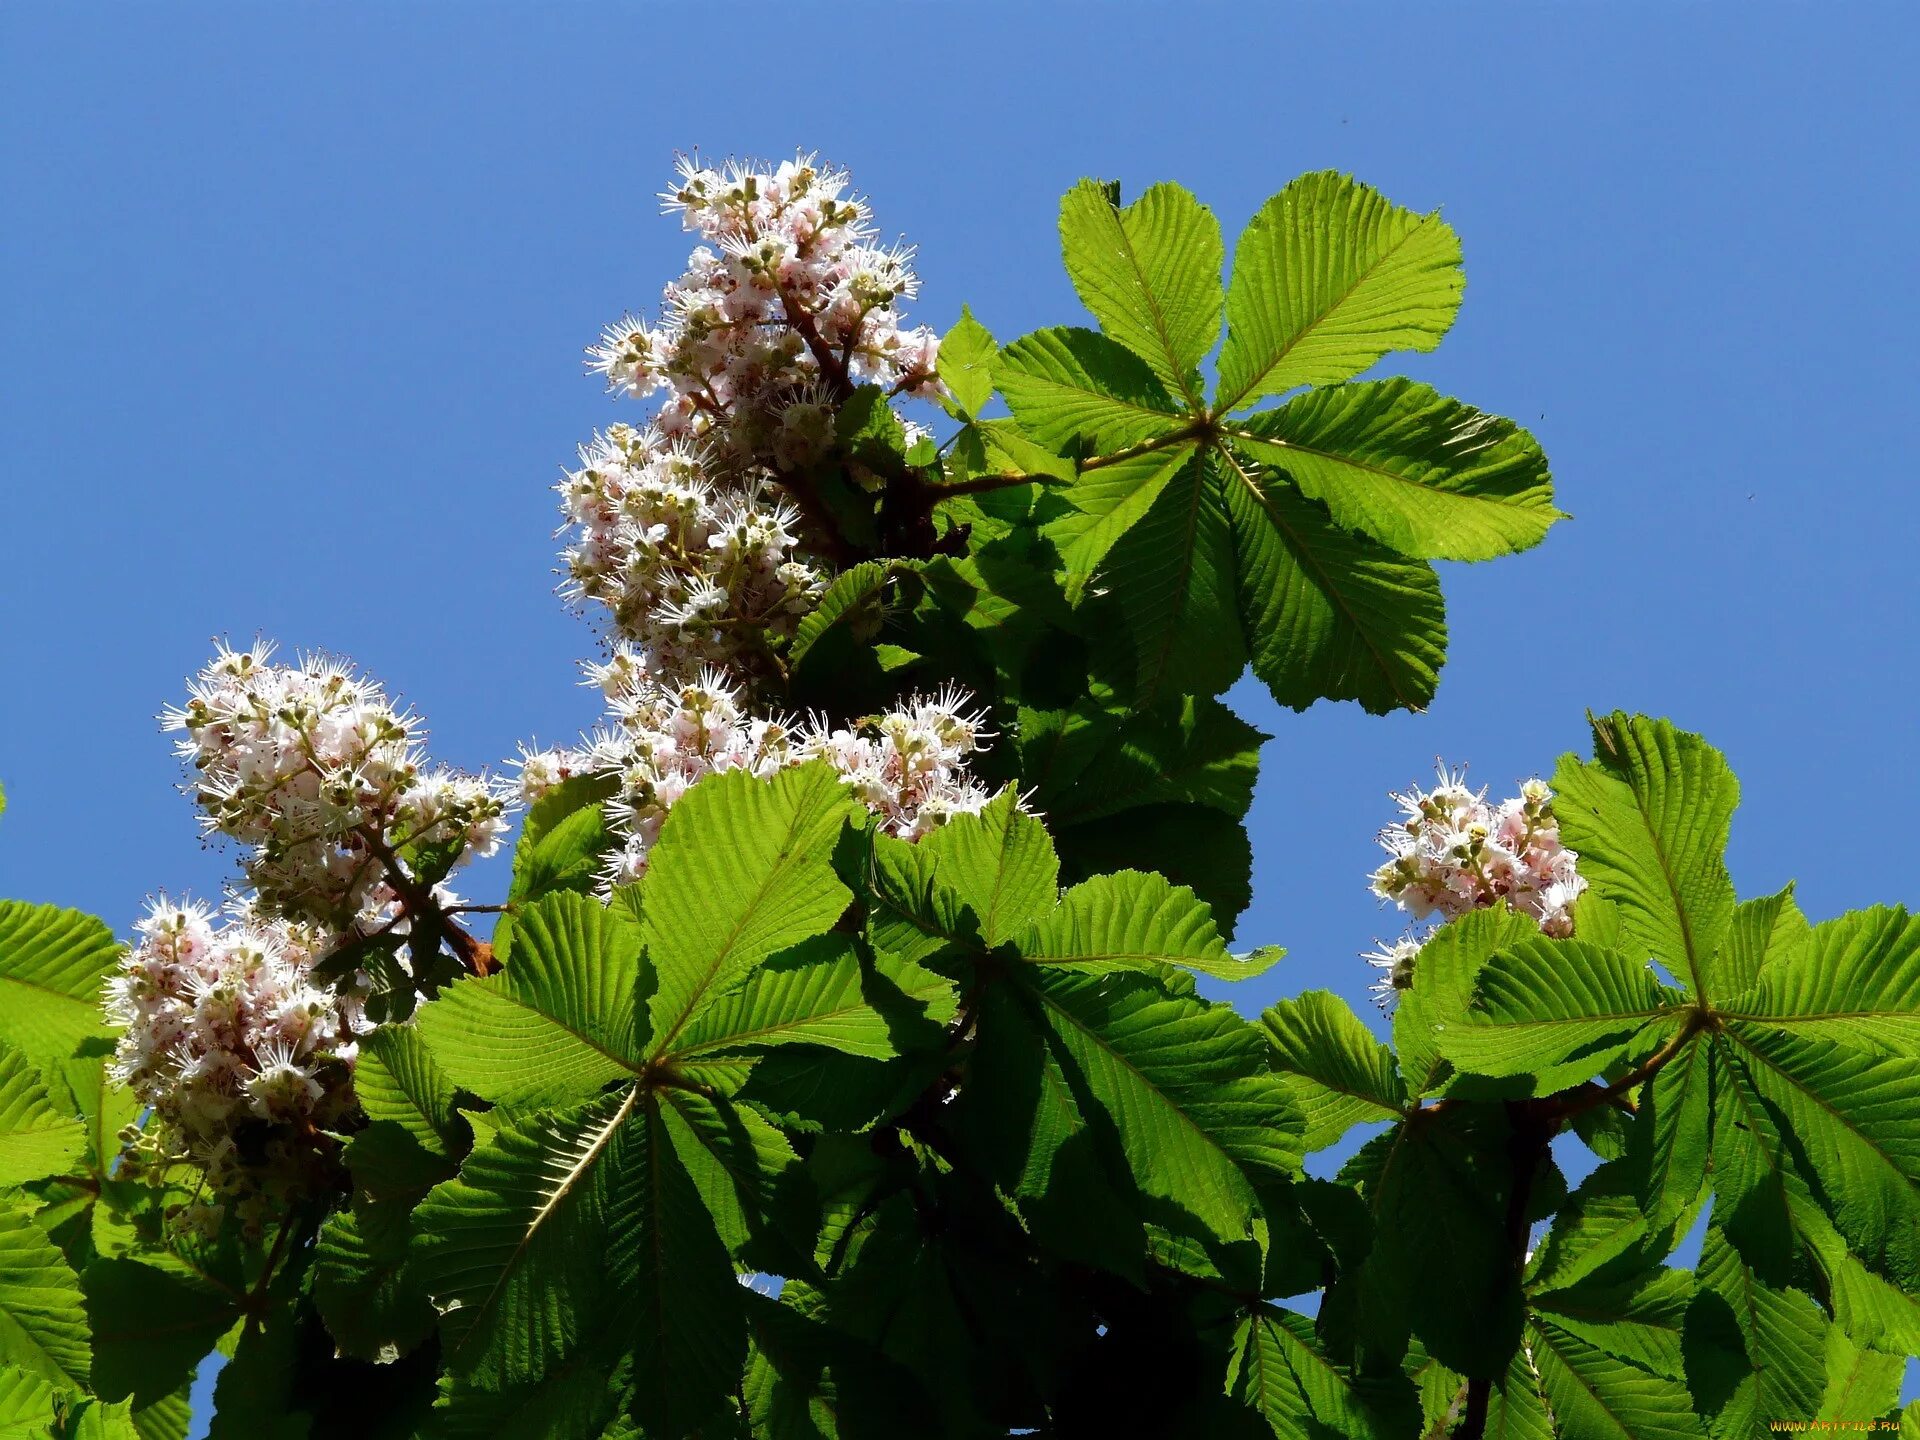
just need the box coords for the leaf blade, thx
[1218,171,1464,411]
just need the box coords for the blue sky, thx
[3,1,1917,1419]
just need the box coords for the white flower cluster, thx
[515,651,991,887]
[562,154,942,692]
[803,685,993,842]
[162,643,512,932]
[558,423,825,682]
[589,152,942,434]
[105,897,363,1206]
[532,155,995,888]
[1364,767,1587,1009]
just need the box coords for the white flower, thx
[1368,763,1589,944]
[1363,936,1425,1012]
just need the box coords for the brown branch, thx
[777,292,856,400]
[1546,1010,1707,1123]
[352,824,492,977]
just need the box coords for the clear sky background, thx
[4,2,1918,1422]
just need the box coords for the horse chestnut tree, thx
[0,154,1913,1440]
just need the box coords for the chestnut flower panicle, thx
[558,424,825,683]
[104,896,365,1208]
[1363,766,1587,1010]
[513,655,994,888]
[562,154,942,694]
[800,686,992,842]
[1370,768,1585,935]
[162,643,512,935]
[591,154,944,422]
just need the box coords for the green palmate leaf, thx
[1569,1099,1631,1163]
[937,306,998,419]
[82,1258,236,1406]
[54,1047,138,1183]
[1039,694,1266,827]
[1551,714,1738,996]
[953,979,1147,1278]
[506,773,621,913]
[1019,965,1301,1248]
[345,1024,469,1199]
[1023,869,1280,982]
[0,1045,86,1186]
[413,1088,636,1388]
[1815,1326,1905,1424]
[1096,448,1246,701]
[995,326,1185,453]
[834,385,909,473]
[1791,1189,1920,1358]
[418,891,645,1111]
[0,1204,90,1388]
[1058,179,1223,405]
[1685,1225,1827,1436]
[1525,1320,1705,1440]
[1217,171,1463,412]
[1226,379,1560,561]
[1393,907,1537,1097]
[915,527,1076,689]
[1404,1339,1466,1439]
[1705,1034,1812,1283]
[1620,1024,1711,1230]
[1046,443,1196,599]
[0,902,121,1072]
[859,838,971,967]
[1532,1264,1690,1385]
[740,1287,939,1440]
[612,1095,746,1438]
[1710,883,1811,1001]
[672,937,955,1062]
[789,562,893,671]
[963,415,1077,486]
[1708,1027,1920,1323]
[1010,695,1128,807]
[644,763,858,1055]
[312,1198,437,1364]
[430,1355,625,1440]
[205,1300,308,1440]
[60,1398,145,1440]
[1482,1348,1556,1440]
[129,1388,190,1440]
[1434,936,1681,1081]
[1518,1265,1704,1440]
[1220,454,1447,713]
[818,1189,1048,1435]
[1720,904,1920,1054]
[1347,1109,1520,1378]
[1229,1303,1417,1440]
[1260,991,1406,1153]
[1525,1165,1667,1294]
[1715,1025,1920,1287]
[1055,803,1256,941]
[0,1366,57,1436]
[910,788,1060,949]
[655,1087,808,1278]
